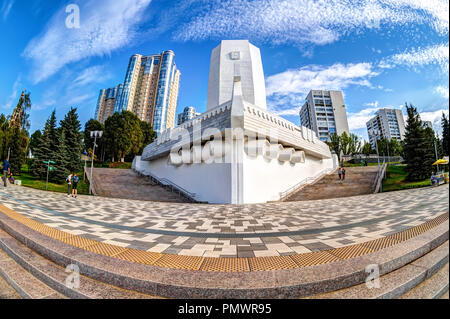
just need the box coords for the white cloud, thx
[1,76,21,110]
[383,43,449,72]
[71,65,110,88]
[1,0,14,21]
[435,85,449,98]
[23,0,152,83]
[347,101,383,131]
[419,109,449,133]
[265,63,378,115]
[173,0,449,46]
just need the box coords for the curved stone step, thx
[305,241,448,299]
[0,266,22,299]
[0,229,159,299]
[399,263,449,299]
[0,206,447,298]
[0,248,63,299]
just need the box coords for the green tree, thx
[138,120,156,155]
[84,119,105,159]
[422,126,436,176]
[442,113,449,156]
[60,107,83,172]
[6,127,28,175]
[104,111,143,162]
[403,104,429,181]
[52,130,70,182]
[327,133,342,163]
[28,130,42,157]
[362,142,373,156]
[31,111,58,179]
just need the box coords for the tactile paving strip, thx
[0,204,448,272]
[115,249,162,265]
[60,236,99,248]
[361,236,401,251]
[154,254,204,271]
[201,257,250,272]
[83,242,128,257]
[329,244,374,260]
[291,251,340,267]
[249,256,298,271]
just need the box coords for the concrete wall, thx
[134,156,232,204]
[134,151,337,204]
[242,153,336,203]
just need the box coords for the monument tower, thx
[134,40,338,204]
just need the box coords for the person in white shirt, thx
[66,173,73,197]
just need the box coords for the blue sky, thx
[0,0,448,141]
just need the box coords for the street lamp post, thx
[89,131,103,195]
[370,129,381,170]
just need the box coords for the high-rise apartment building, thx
[177,106,200,125]
[366,109,406,149]
[299,90,350,142]
[95,84,123,124]
[96,51,180,133]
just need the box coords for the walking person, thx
[71,173,80,198]
[342,168,346,181]
[66,172,73,197]
[338,167,342,180]
[2,158,10,188]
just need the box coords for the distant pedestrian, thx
[71,173,80,198]
[342,168,346,181]
[338,168,342,180]
[2,158,10,188]
[66,173,73,197]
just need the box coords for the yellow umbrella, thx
[433,159,449,165]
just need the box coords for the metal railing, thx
[373,160,387,193]
[279,167,335,200]
[134,169,199,203]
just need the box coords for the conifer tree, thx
[403,104,428,181]
[60,107,83,172]
[52,130,70,182]
[442,113,449,156]
[31,111,58,179]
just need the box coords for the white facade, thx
[207,40,267,111]
[299,90,350,142]
[135,40,337,204]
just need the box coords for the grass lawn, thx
[382,165,431,192]
[14,165,91,195]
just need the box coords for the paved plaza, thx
[0,184,448,258]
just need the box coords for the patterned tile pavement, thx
[0,184,448,258]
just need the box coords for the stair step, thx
[0,229,160,299]
[0,263,22,299]
[0,249,64,299]
[399,263,449,299]
[307,241,449,299]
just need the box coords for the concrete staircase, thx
[0,228,157,299]
[285,166,379,201]
[87,168,190,203]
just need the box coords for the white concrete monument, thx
[207,40,267,111]
[133,40,338,204]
